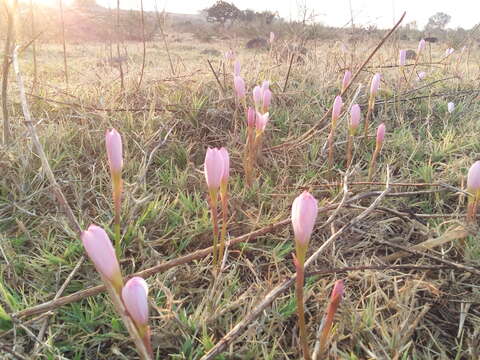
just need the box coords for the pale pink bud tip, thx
[291,191,318,246]
[204,148,225,190]
[81,224,121,281]
[418,39,426,52]
[255,112,269,132]
[399,50,406,66]
[219,147,230,183]
[331,280,344,300]
[342,70,352,91]
[417,71,426,81]
[225,50,235,61]
[269,32,275,43]
[370,73,381,96]
[261,80,270,91]
[263,89,272,110]
[122,277,149,326]
[332,95,343,119]
[350,104,361,129]
[234,76,245,99]
[253,85,262,107]
[447,102,454,113]
[376,123,386,144]
[105,129,123,173]
[234,60,241,76]
[467,161,480,192]
[247,107,256,127]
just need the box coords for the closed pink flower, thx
[332,95,343,120]
[376,123,386,144]
[253,85,262,108]
[255,112,269,132]
[447,102,455,113]
[418,38,426,52]
[219,147,230,184]
[291,191,318,246]
[262,80,270,91]
[225,50,235,61]
[342,70,351,92]
[417,71,426,81]
[234,76,245,99]
[370,73,381,97]
[204,148,225,190]
[263,89,272,111]
[269,32,275,44]
[331,279,344,300]
[234,60,241,76]
[81,224,121,284]
[122,277,149,327]
[399,49,406,66]
[350,104,361,130]
[467,161,480,193]
[105,129,123,174]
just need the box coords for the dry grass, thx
[1,29,480,359]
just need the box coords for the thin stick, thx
[154,3,175,76]
[207,59,225,95]
[30,0,37,92]
[58,0,68,89]
[1,0,16,145]
[200,170,391,360]
[116,0,124,91]
[136,0,146,91]
[282,52,295,93]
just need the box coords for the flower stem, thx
[219,189,228,267]
[327,128,335,172]
[346,133,353,168]
[295,261,311,360]
[112,174,122,257]
[368,146,380,181]
[363,101,373,143]
[209,191,219,268]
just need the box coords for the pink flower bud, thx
[247,107,255,127]
[225,50,235,61]
[255,112,269,132]
[447,102,454,113]
[418,38,426,52]
[105,129,123,174]
[399,49,406,66]
[370,73,381,97]
[467,161,480,193]
[262,89,272,111]
[81,224,122,285]
[376,123,386,144]
[122,277,149,327]
[331,279,344,301]
[269,31,275,44]
[417,71,426,81]
[445,48,454,57]
[261,80,270,91]
[234,60,241,76]
[350,104,361,130]
[332,95,343,120]
[234,76,245,99]
[253,85,262,108]
[291,191,318,246]
[341,70,351,92]
[219,147,230,183]
[204,148,225,190]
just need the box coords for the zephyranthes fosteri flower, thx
[368,123,386,181]
[466,161,480,222]
[81,224,123,292]
[234,76,245,99]
[399,49,406,66]
[447,102,455,113]
[105,128,123,256]
[341,70,351,93]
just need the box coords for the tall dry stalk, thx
[1,0,17,145]
[29,0,37,91]
[136,0,146,90]
[58,0,69,89]
[116,0,124,91]
[154,1,175,76]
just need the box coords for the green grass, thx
[1,30,480,359]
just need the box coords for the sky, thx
[41,0,478,30]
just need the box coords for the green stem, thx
[363,101,373,143]
[368,146,380,182]
[346,133,353,168]
[295,262,311,360]
[219,191,228,267]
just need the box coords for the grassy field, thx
[1,27,480,359]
